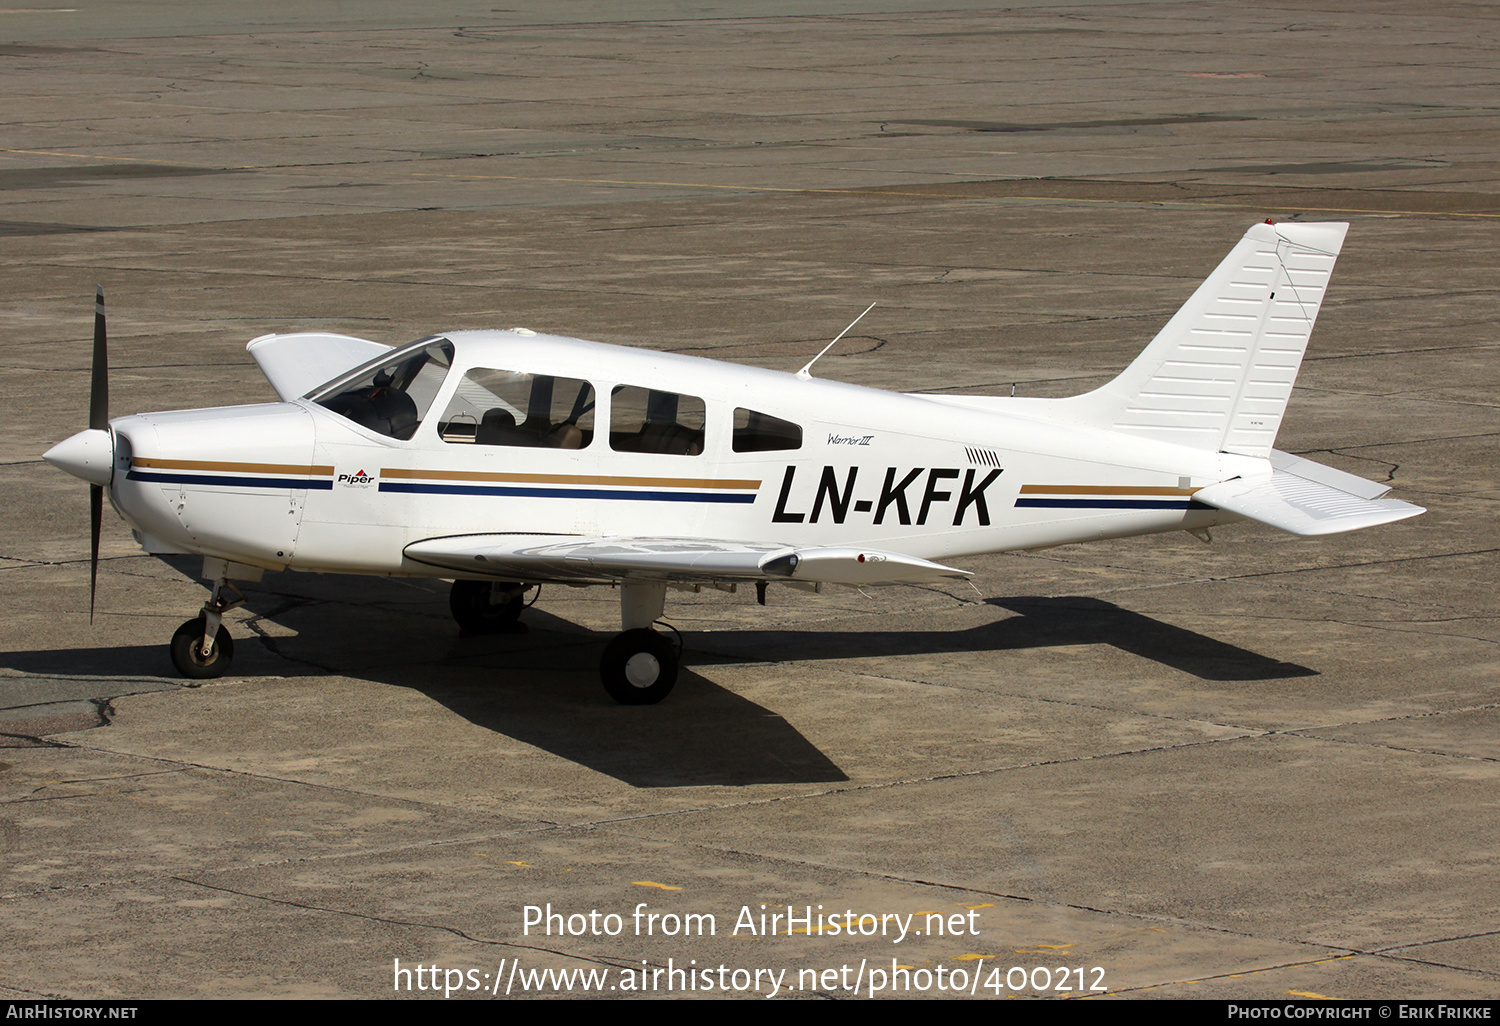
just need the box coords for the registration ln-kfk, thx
[44,221,1424,703]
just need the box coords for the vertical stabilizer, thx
[1058,221,1347,457]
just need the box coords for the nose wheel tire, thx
[450,580,527,634]
[169,617,235,680]
[601,628,678,705]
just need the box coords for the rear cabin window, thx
[439,369,595,449]
[732,408,802,452]
[609,386,705,456]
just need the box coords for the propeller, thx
[89,286,108,622]
[42,288,119,621]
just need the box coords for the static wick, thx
[796,301,877,380]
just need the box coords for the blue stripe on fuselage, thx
[1015,498,1212,510]
[128,471,333,490]
[379,481,757,503]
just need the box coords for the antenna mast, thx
[796,302,876,380]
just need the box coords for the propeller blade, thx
[89,482,102,623]
[88,287,109,621]
[89,286,108,431]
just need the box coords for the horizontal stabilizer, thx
[247,332,394,401]
[1194,468,1424,537]
[404,534,968,585]
[1268,448,1393,500]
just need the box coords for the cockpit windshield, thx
[308,337,454,441]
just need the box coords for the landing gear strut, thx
[168,578,244,681]
[600,581,678,704]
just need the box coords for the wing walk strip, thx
[1016,484,1211,511]
[378,468,762,504]
[128,457,334,490]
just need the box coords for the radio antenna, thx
[796,302,876,380]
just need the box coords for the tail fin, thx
[1057,221,1347,457]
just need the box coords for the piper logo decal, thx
[338,468,376,487]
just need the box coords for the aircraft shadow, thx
[1,566,1312,785]
[387,658,849,788]
[687,596,1318,682]
[1,552,848,785]
[0,636,847,788]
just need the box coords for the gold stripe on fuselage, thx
[1019,484,1200,496]
[131,457,334,476]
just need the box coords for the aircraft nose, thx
[44,428,115,487]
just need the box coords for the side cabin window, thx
[439,369,595,449]
[314,338,454,441]
[609,385,705,456]
[733,408,802,452]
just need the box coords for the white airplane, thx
[45,220,1424,703]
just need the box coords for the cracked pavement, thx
[1,0,1497,1001]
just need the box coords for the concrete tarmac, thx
[2,0,1496,1000]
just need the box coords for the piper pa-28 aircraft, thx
[45,221,1424,703]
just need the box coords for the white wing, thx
[403,534,970,585]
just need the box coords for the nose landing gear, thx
[169,617,235,679]
[168,577,245,682]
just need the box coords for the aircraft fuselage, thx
[105,330,1246,578]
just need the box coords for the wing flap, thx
[403,535,969,585]
[1194,470,1424,537]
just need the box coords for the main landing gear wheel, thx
[449,580,527,634]
[600,628,678,705]
[169,617,235,680]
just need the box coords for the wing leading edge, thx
[403,535,970,586]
